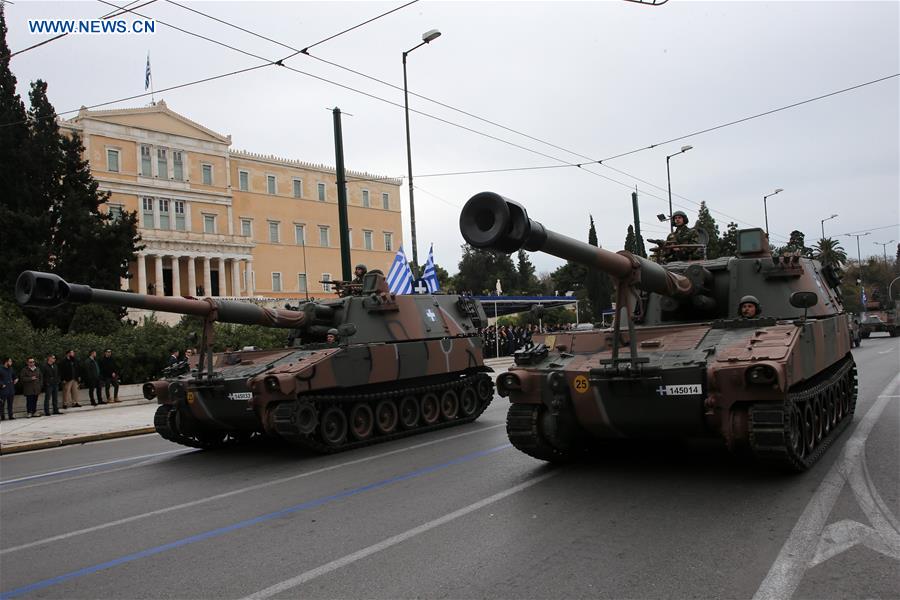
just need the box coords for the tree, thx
[454,244,518,295]
[431,262,452,291]
[784,230,811,257]
[812,237,848,267]
[695,201,720,258]
[624,225,638,254]
[719,222,739,257]
[586,215,613,319]
[516,250,541,295]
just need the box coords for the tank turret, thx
[459,192,857,472]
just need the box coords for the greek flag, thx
[387,245,413,295]
[145,53,152,90]
[423,244,440,293]
[861,286,867,305]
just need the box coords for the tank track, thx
[748,355,857,472]
[269,372,494,454]
[506,404,577,463]
[153,404,250,450]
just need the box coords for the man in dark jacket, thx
[59,349,80,408]
[1,357,17,420]
[99,349,120,403]
[20,358,43,417]
[82,350,104,406]
[41,353,61,416]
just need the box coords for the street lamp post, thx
[874,240,895,262]
[844,232,870,265]
[820,214,838,239]
[665,145,693,232]
[402,28,441,274]
[763,188,783,236]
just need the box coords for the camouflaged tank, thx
[459,192,857,471]
[15,270,494,453]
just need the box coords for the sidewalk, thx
[0,357,517,455]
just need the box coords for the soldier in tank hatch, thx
[739,295,761,318]
[326,329,339,344]
[352,264,367,285]
[664,211,702,261]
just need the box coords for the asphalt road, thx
[1,337,897,600]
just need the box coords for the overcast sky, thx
[7,0,899,275]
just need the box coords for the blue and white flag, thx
[387,245,414,295]
[861,286,867,306]
[145,52,152,90]
[423,244,440,293]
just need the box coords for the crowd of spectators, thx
[479,322,580,359]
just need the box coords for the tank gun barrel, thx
[459,192,694,297]
[15,271,328,329]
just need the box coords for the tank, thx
[459,192,857,471]
[859,290,898,338]
[15,270,494,453]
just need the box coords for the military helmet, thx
[327,328,339,336]
[672,210,689,225]
[355,263,367,272]
[739,295,761,314]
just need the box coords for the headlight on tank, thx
[497,372,521,396]
[746,364,777,385]
[264,376,281,392]
[547,372,567,393]
[142,382,157,400]
[168,381,186,402]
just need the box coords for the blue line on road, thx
[0,443,512,599]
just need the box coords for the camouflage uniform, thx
[664,225,702,261]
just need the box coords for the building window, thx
[157,148,168,179]
[298,273,307,293]
[272,272,282,292]
[239,170,249,192]
[203,214,216,234]
[384,232,393,252]
[173,150,184,181]
[241,218,252,238]
[142,197,154,228]
[108,203,124,221]
[362,189,370,208]
[294,224,305,245]
[317,182,326,202]
[363,230,373,250]
[141,145,152,177]
[292,178,302,198]
[268,221,280,243]
[382,192,390,210]
[158,198,170,229]
[107,148,120,173]
[174,200,185,231]
[319,225,330,247]
[321,273,332,293]
[348,228,353,248]
[267,174,276,195]
[202,164,213,185]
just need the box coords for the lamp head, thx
[422,29,441,43]
[680,145,693,153]
[657,213,669,222]
[774,188,783,193]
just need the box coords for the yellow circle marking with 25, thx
[573,375,590,394]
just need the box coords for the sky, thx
[5,0,900,275]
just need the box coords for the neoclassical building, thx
[61,101,403,301]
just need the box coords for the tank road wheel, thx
[811,396,823,444]
[459,387,479,418]
[507,404,578,463]
[375,400,399,435]
[789,403,805,458]
[399,395,419,429]
[476,376,494,403]
[319,406,348,447]
[439,389,460,421]
[824,389,836,431]
[420,393,441,425]
[802,402,815,454]
[349,403,375,441]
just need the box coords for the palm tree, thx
[813,237,848,266]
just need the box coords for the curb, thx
[0,427,157,455]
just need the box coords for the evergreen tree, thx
[695,201,720,258]
[719,222,739,257]
[784,230,810,256]
[624,225,637,254]
[455,244,518,295]
[516,249,540,295]
[586,215,613,319]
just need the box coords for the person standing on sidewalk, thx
[59,349,81,409]
[19,357,43,417]
[99,349,120,403]
[82,350,104,406]
[1,357,17,420]
[41,353,61,416]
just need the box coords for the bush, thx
[69,304,121,336]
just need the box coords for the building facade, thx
[61,101,403,301]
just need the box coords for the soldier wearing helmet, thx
[326,328,340,344]
[352,264,368,285]
[739,295,761,318]
[663,211,702,262]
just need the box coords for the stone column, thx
[136,254,147,294]
[154,254,164,296]
[217,257,226,296]
[187,256,197,297]
[231,259,241,298]
[171,256,181,297]
[203,257,212,297]
[246,258,255,297]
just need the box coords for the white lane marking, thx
[753,372,900,600]
[877,349,895,355]
[242,470,558,600]
[0,423,505,555]
[0,449,191,486]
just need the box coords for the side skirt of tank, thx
[748,354,857,472]
[266,372,494,454]
[154,404,259,449]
